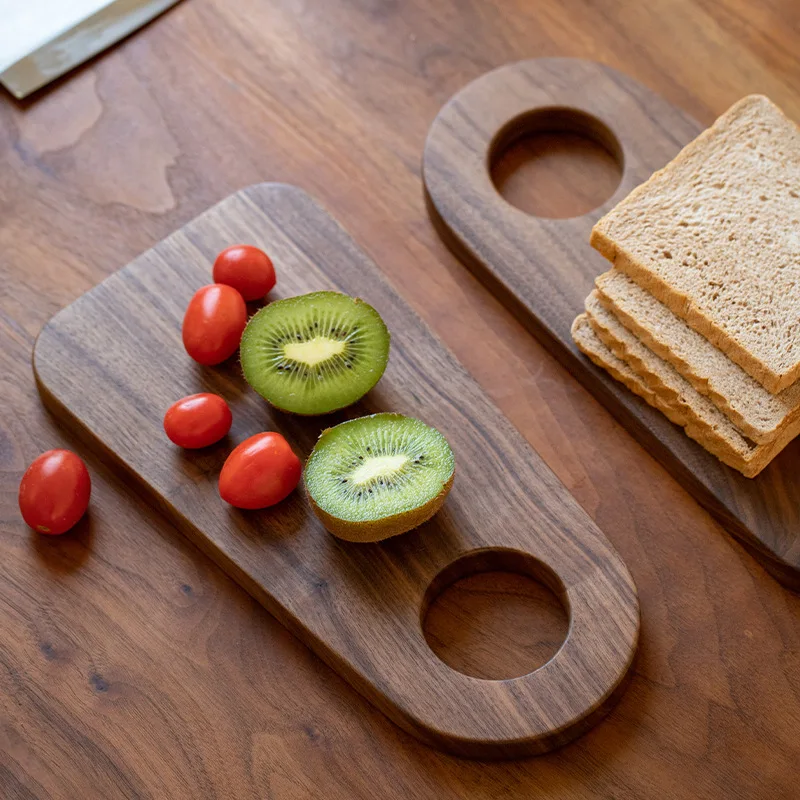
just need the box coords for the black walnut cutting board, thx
[423,58,800,591]
[33,183,639,758]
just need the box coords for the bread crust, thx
[572,303,791,478]
[595,269,800,444]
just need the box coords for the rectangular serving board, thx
[33,183,639,758]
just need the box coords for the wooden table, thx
[2,1,798,797]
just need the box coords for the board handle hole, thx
[489,107,623,219]
[421,549,570,680]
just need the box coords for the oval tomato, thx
[19,450,91,535]
[164,393,232,448]
[213,245,276,301]
[219,432,301,509]
[182,284,247,365]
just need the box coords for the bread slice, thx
[591,94,800,394]
[595,268,800,444]
[571,313,690,427]
[581,293,796,477]
[571,313,756,468]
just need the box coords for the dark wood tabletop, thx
[2,1,799,797]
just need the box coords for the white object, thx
[0,0,181,98]
[0,0,114,74]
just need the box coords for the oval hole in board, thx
[421,549,570,680]
[489,107,624,219]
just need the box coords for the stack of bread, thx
[572,95,800,478]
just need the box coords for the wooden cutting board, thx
[423,58,800,591]
[33,183,639,758]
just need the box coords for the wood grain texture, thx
[3,0,800,797]
[424,57,800,588]
[32,183,639,758]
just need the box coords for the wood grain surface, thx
[32,183,640,757]
[2,0,800,797]
[423,58,800,589]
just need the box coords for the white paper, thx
[0,0,115,72]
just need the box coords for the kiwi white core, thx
[283,337,347,367]
[351,454,409,486]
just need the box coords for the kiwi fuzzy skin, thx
[306,472,454,543]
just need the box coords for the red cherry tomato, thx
[219,432,301,509]
[18,450,91,535]
[213,245,276,301]
[182,284,247,365]
[164,393,232,449]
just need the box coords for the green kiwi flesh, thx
[240,292,390,415]
[304,413,455,542]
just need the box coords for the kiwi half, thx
[304,413,455,542]
[240,292,390,415]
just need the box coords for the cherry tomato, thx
[164,393,232,449]
[182,284,247,365]
[213,245,276,301]
[219,432,301,509]
[19,450,91,535]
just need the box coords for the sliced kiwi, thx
[240,291,390,415]
[304,413,455,542]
